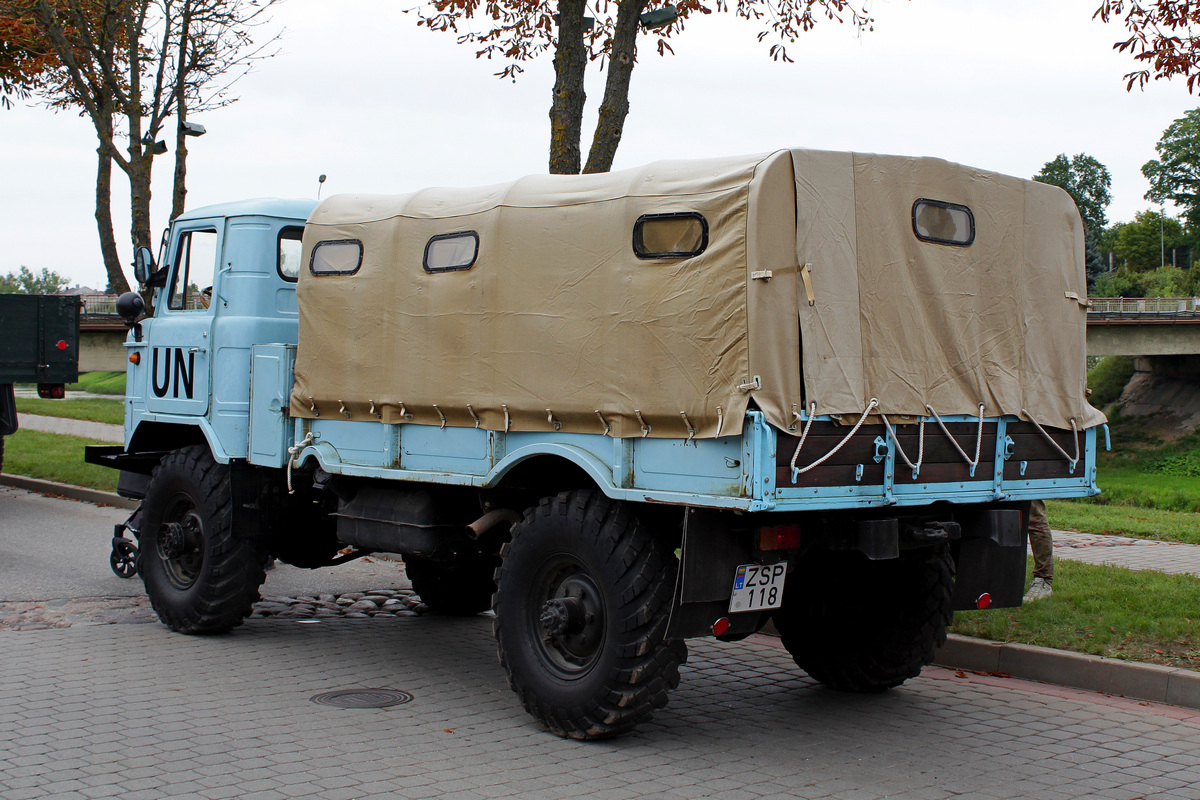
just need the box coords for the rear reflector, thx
[976,593,992,610]
[711,617,731,636]
[759,525,802,551]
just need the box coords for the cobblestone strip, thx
[1,589,430,631]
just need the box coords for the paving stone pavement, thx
[2,614,1199,800]
[1053,530,1200,577]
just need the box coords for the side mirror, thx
[133,247,155,285]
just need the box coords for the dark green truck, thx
[0,294,82,471]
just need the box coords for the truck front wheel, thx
[493,491,686,739]
[774,546,954,692]
[140,445,268,634]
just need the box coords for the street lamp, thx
[640,5,678,29]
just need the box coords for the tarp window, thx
[310,239,363,276]
[633,212,708,259]
[912,199,975,246]
[423,231,479,273]
[278,226,304,282]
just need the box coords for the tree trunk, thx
[172,118,189,220]
[94,130,129,294]
[548,0,588,174]
[583,0,645,174]
[171,2,193,220]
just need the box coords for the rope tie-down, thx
[926,403,986,478]
[789,398,879,482]
[286,431,316,494]
[1021,409,1081,474]
[789,400,991,483]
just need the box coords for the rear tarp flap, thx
[791,148,1104,432]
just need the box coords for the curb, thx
[0,473,138,510]
[935,633,1200,710]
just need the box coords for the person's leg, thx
[1024,500,1053,602]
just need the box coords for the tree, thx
[415,1,874,174]
[1095,1,1200,91]
[0,266,70,293]
[3,0,280,293]
[0,10,61,108]
[1114,209,1184,272]
[1033,154,1113,284]
[1142,107,1200,231]
[415,3,1200,176]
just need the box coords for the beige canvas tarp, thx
[290,148,1103,438]
[790,149,1105,432]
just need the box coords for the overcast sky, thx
[3,0,1197,290]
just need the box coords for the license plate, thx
[728,563,787,613]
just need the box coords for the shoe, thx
[1022,577,1052,603]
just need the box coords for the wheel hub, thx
[159,522,187,559]
[540,597,585,637]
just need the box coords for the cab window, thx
[278,227,304,281]
[168,229,218,311]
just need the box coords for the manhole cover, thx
[310,689,414,709]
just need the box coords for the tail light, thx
[758,524,802,551]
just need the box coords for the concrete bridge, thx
[1085,297,1200,357]
[76,295,1200,373]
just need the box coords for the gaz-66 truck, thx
[87,148,1104,739]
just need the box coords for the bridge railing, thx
[77,292,207,317]
[1088,297,1200,315]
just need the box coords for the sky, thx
[3,0,1198,290]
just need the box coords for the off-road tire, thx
[405,555,498,615]
[140,445,267,634]
[493,491,686,740]
[774,546,954,692]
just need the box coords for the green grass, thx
[1047,499,1200,544]
[950,558,1200,671]
[69,371,126,395]
[1086,355,1135,408]
[15,396,124,425]
[1,429,118,491]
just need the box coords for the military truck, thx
[86,148,1104,739]
[0,293,82,472]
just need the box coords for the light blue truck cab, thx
[88,149,1104,740]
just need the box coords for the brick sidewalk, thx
[3,617,1200,800]
[1053,530,1200,577]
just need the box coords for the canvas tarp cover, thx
[290,148,1102,438]
[289,151,797,439]
[790,148,1104,432]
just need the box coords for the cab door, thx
[143,221,221,417]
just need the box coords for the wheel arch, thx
[128,420,222,463]
[489,444,615,497]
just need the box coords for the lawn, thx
[1,429,118,492]
[950,557,1200,671]
[15,396,124,426]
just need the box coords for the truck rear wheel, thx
[404,555,498,615]
[493,491,685,739]
[140,446,267,634]
[774,546,954,692]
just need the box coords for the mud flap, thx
[666,508,770,640]
[951,508,1026,610]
